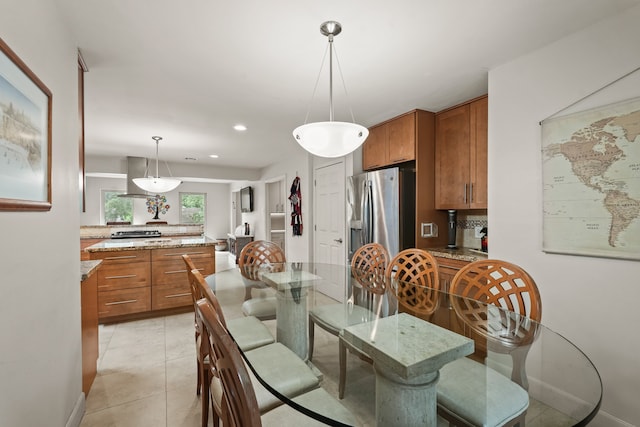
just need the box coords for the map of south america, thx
[542,98,640,260]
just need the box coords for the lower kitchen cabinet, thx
[98,287,152,318]
[90,245,215,320]
[151,246,215,310]
[430,256,470,334]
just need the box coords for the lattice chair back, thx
[350,243,389,295]
[386,248,440,319]
[238,240,286,281]
[449,259,542,388]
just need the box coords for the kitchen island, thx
[85,236,216,322]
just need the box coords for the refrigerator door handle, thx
[363,180,374,244]
[360,180,366,244]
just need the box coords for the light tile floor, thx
[80,252,574,427]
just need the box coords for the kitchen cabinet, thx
[91,250,152,319]
[80,238,104,260]
[430,256,470,334]
[363,111,416,170]
[151,246,215,310]
[435,95,487,209]
[80,260,101,395]
[227,234,254,264]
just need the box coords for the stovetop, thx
[111,230,162,239]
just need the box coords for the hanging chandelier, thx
[293,21,369,158]
[133,136,182,193]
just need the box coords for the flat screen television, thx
[240,186,253,212]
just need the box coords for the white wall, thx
[0,1,83,426]
[489,5,640,426]
[80,176,230,239]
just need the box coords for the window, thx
[102,190,133,224]
[180,192,206,224]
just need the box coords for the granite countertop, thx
[84,236,216,252]
[81,260,102,281]
[427,247,489,262]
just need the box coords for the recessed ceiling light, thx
[233,124,247,131]
[209,154,219,159]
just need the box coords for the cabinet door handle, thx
[105,299,137,306]
[105,255,137,260]
[463,184,468,205]
[164,268,204,275]
[105,274,137,279]
[165,293,191,299]
[469,183,474,204]
[163,251,206,257]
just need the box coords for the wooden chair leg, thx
[201,362,210,427]
[196,358,202,396]
[308,318,315,361]
[338,338,347,399]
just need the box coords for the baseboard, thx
[65,393,85,427]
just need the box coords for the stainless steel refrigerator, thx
[347,167,415,263]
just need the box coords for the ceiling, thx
[55,0,640,170]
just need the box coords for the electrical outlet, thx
[474,226,484,238]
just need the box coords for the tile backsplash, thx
[455,212,488,250]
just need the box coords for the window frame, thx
[101,189,133,225]
[179,192,206,225]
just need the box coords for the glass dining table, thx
[204,262,602,427]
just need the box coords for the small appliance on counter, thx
[480,227,488,252]
[446,210,457,249]
[111,230,162,239]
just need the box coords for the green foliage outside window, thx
[104,191,133,223]
[180,193,205,224]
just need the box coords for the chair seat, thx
[261,388,357,426]
[245,342,320,399]
[241,296,277,320]
[310,303,375,334]
[227,316,275,351]
[437,357,529,427]
[210,358,287,414]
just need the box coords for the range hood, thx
[118,156,150,198]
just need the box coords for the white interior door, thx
[313,161,346,301]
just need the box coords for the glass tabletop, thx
[205,262,602,426]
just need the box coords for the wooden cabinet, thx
[81,263,100,395]
[363,111,416,170]
[80,238,104,260]
[90,245,215,320]
[435,95,487,209]
[91,250,151,319]
[228,235,254,264]
[430,256,470,334]
[151,246,215,310]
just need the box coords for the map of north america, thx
[542,98,640,260]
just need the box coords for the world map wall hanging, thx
[541,96,640,261]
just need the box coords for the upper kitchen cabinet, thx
[363,111,416,170]
[435,95,488,209]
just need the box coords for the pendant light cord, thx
[300,39,358,125]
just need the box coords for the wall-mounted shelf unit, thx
[266,179,286,252]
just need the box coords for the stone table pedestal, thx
[342,313,474,427]
[260,269,322,360]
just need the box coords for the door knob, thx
[334,238,343,243]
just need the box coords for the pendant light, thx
[133,136,182,193]
[293,21,369,158]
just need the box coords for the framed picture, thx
[0,37,52,211]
